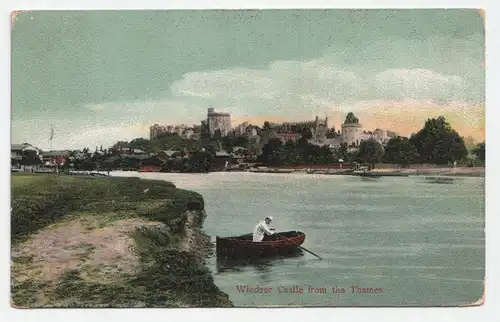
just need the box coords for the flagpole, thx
[50,125,54,151]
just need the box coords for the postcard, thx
[11,9,485,308]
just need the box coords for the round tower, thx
[341,113,363,147]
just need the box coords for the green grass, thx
[10,173,232,308]
[11,174,204,243]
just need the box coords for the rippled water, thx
[112,171,485,307]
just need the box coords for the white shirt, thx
[253,220,274,242]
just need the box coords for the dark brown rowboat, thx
[216,230,306,260]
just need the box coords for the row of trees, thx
[257,137,336,166]
[257,116,485,167]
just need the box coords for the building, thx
[42,150,72,166]
[150,123,198,140]
[276,133,300,143]
[174,124,187,136]
[246,125,259,137]
[11,143,42,167]
[150,124,168,140]
[339,113,398,149]
[207,108,231,136]
[11,143,41,158]
[182,129,194,139]
[271,116,328,135]
[341,118,363,147]
[308,137,342,148]
[233,122,249,136]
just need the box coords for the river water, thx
[112,171,485,307]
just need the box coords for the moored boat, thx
[216,230,306,260]
[347,171,409,177]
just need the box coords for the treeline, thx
[257,116,485,167]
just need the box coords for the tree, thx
[433,131,468,164]
[384,136,419,166]
[234,136,249,148]
[200,121,211,141]
[185,151,213,172]
[20,150,42,166]
[472,142,485,163]
[300,128,313,140]
[248,137,262,156]
[410,116,468,164]
[326,126,337,138]
[258,138,283,165]
[336,143,348,160]
[356,139,384,167]
[129,138,150,151]
[213,129,222,141]
[344,112,359,124]
[221,135,234,153]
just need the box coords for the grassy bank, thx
[11,173,232,308]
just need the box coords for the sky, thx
[11,9,484,150]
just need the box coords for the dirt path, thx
[11,215,165,306]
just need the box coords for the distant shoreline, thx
[104,166,485,178]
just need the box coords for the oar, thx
[275,233,323,260]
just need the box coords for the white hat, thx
[265,216,274,221]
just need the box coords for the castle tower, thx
[341,112,363,147]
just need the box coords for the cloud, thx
[11,117,149,151]
[13,35,484,149]
[169,54,480,116]
[373,69,465,102]
[74,53,483,146]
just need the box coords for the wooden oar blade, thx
[275,233,323,260]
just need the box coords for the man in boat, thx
[253,216,276,242]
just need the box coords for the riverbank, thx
[223,166,485,177]
[11,173,232,308]
[369,167,485,177]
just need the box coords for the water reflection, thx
[215,250,304,274]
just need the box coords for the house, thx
[157,150,182,161]
[70,150,88,160]
[210,151,234,170]
[42,150,72,166]
[11,143,42,167]
[12,143,41,157]
[102,156,122,169]
[132,149,146,155]
[138,155,164,172]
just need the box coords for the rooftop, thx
[42,150,72,157]
[11,143,39,151]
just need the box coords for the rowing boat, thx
[216,230,306,260]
